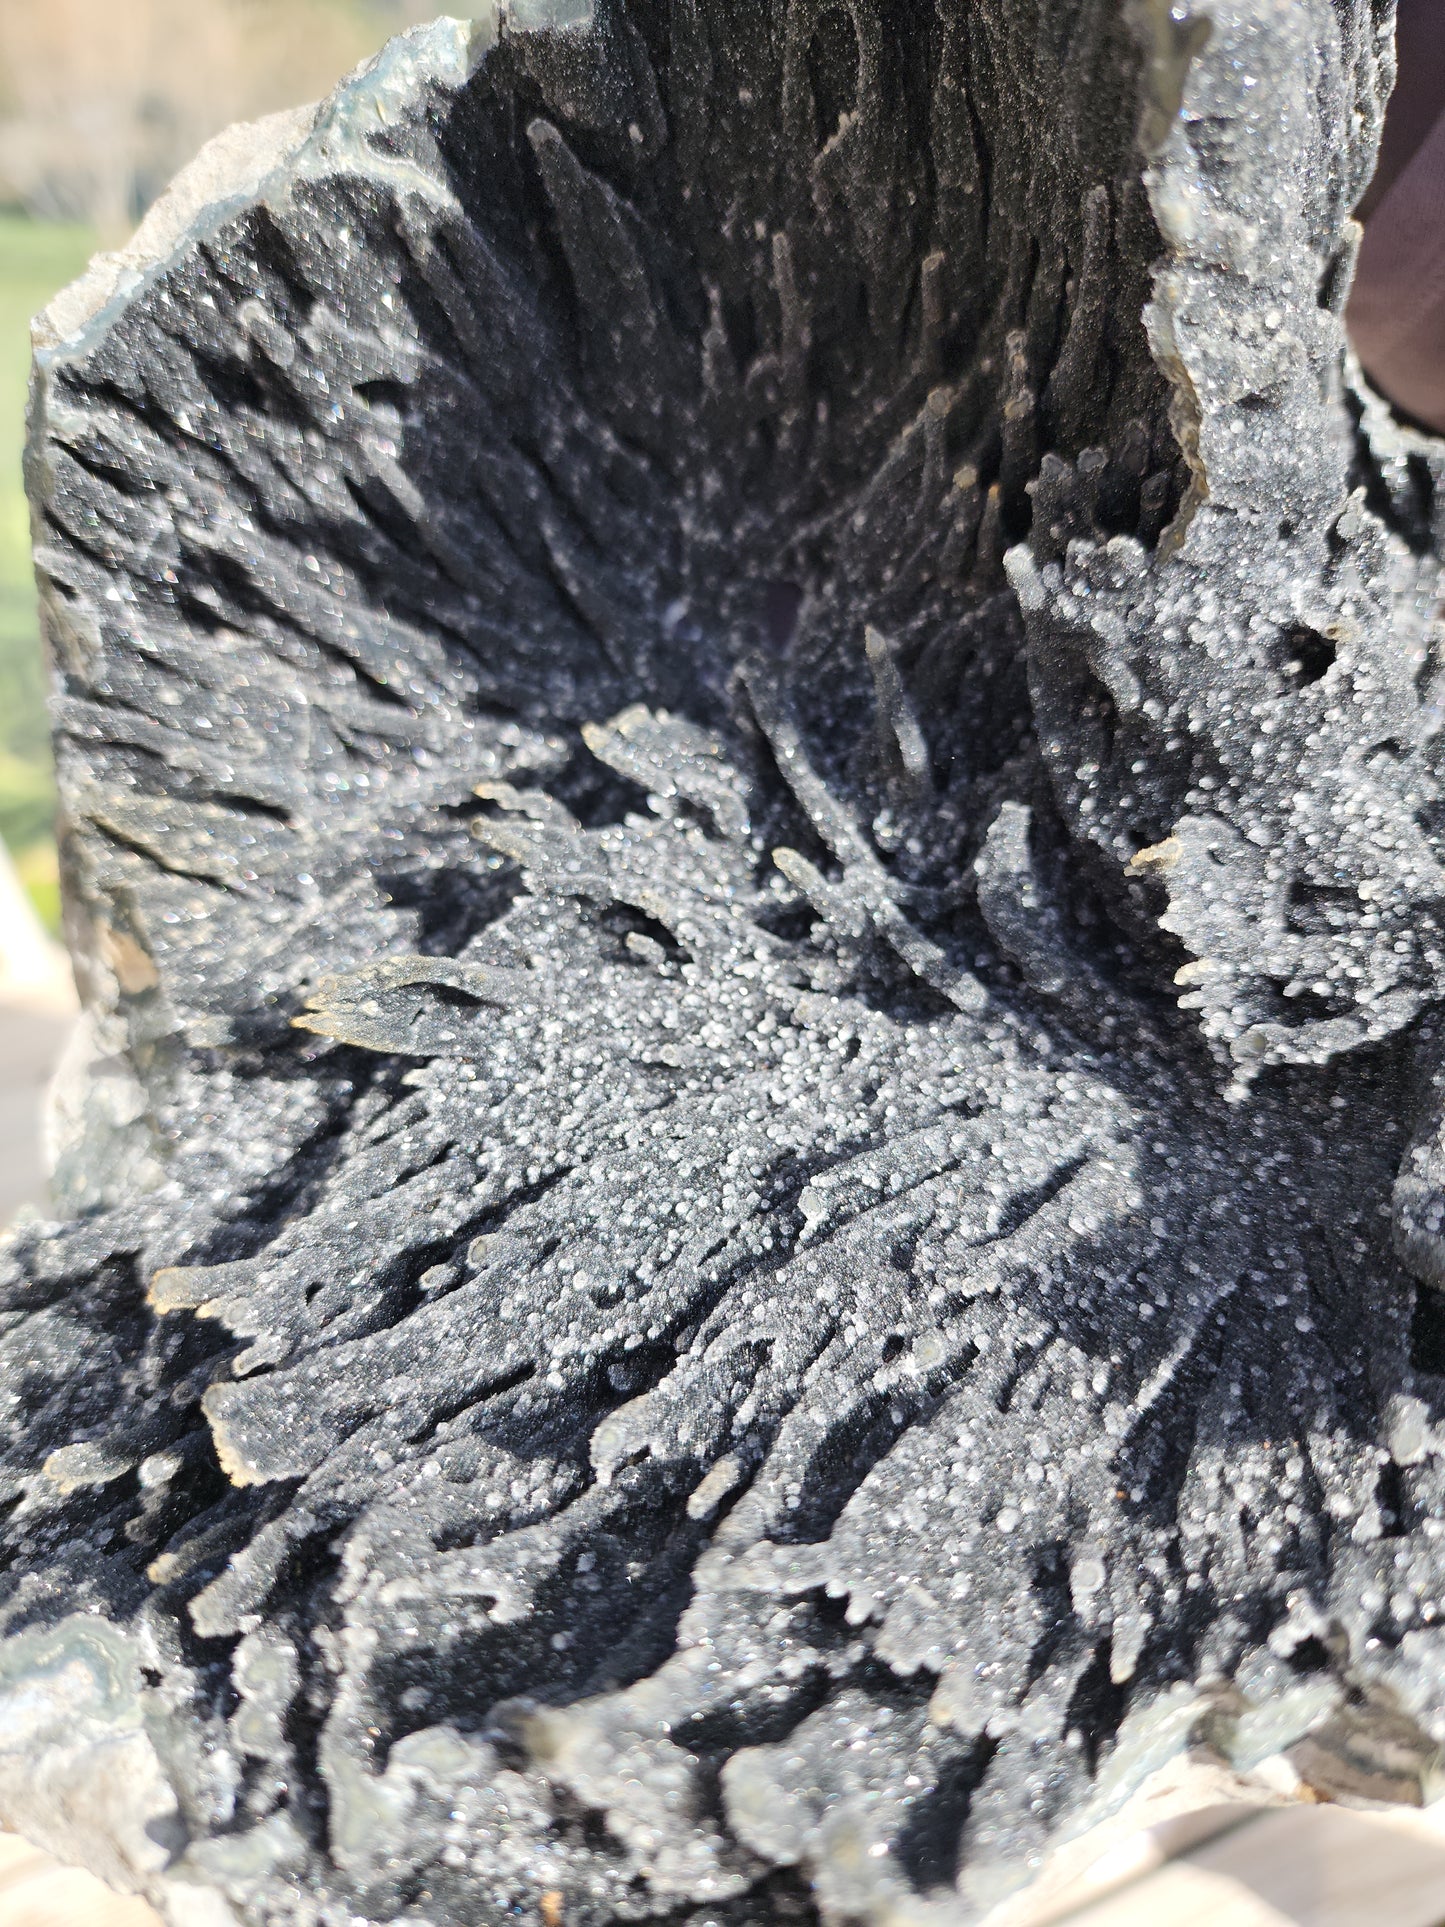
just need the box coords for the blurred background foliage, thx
[0,0,437,929]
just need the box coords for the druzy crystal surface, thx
[7,2,1445,1922]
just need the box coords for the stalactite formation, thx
[7,2,1445,1923]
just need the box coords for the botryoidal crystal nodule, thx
[7,2,1445,1922]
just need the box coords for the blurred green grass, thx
[0,215,96,930]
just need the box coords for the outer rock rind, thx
[9,2,1445,1924]
[0,1617,184,1894]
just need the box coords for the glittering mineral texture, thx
[6,0,1445,1921]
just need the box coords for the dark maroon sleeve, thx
[1347,0,1445,430]
[1349,108,1445,430]
[1358,0,1445,216]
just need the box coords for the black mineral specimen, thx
[6,1,1445,1922]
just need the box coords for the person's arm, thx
[1346,0,1445,430]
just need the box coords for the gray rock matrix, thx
[5,0,1445,1920]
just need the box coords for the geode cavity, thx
[7,2,1445,1923]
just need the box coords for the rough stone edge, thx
[30,13,498,361]
[27,2,602,368]
[32,104,321,359]
[0,1617,182,1900]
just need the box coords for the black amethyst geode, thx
[7,0,1445,1921]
